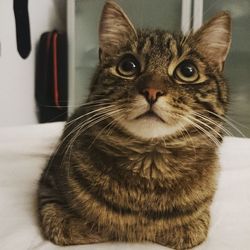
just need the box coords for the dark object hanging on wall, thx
[13,0,31,59]
[35,31,68,123]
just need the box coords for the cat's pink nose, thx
[141,88,164,105]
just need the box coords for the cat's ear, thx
[99,0,137,58]
[192,12,231,71]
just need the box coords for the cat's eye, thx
[174,61,199,83]
[117,54,140,77]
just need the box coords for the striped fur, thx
[38,1,231,249]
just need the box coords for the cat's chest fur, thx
[70,131,216,213]
[114,146,191,183]
[125,151,171,179]
[79,129,198,182]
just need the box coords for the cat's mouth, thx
[135,110,165,123]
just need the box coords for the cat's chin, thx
[119,117,183,140]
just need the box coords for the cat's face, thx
[89,1,231,140]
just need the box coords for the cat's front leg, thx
[155,210,210,250]
[39,202,109,246]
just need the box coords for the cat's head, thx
[89,0,231,140]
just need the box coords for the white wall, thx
[0,0,66,127]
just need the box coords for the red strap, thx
[52,32,60,108]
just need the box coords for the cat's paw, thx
[39,202,107,246]
[155,212,210,249]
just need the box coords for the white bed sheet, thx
[0,122,250,250]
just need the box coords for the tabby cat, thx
[38,1,231,249]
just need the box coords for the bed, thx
[0,122,250,250]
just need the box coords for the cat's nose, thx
[141,88,165,105]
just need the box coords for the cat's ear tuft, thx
[99,0,137,57]
[193,12,231,71]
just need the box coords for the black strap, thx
[13,0,31,59]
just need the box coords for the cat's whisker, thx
[192,111,233,137]
[62,111,123,170]
[206,110,246,137]
[46,106,121,173]
[66,104,117,126]
[88,112,126,149]
[179,119,197,157]
[64,111,117,149]
[80,108,125,133]
[64,108,125,157]
[61,110,121,169]
[70,106,120,134]
[183,116,221,147]
[66,106,118,132]
[53,105,118,154]
[44,109,115,176]
[224,115,249,129]
[105,113,126,137]
[189,116,224,141]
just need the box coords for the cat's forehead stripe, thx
[138,29,175,56]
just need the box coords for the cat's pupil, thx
[180,63,195,77]
[121,60,136,72]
